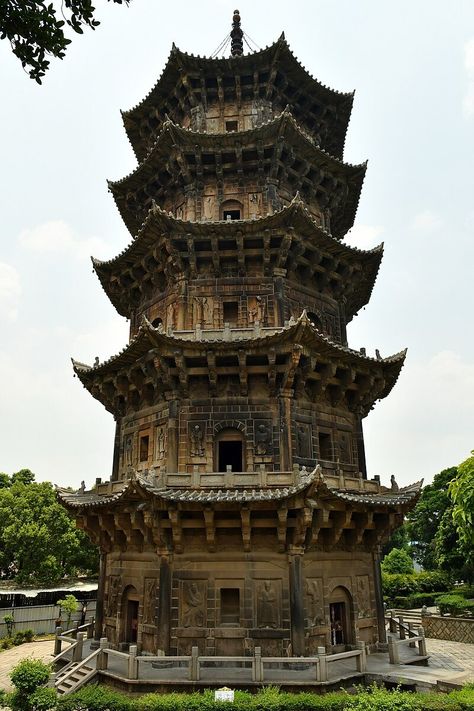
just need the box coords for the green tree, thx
[0,470,98,583]
[0,0,130,84]
[57,594,78,628]
[381,547,414,575]
[11,468,35,486]
[406,466,457,570]
[0,472,10,488]
[450,452,474,570]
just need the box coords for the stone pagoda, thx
[59,12,421,658]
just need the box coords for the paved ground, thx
[0,640,55,692]
[0,637,472,693]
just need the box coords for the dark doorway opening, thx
[223,301,238,325]
[218,441,242,472]
[220,588,240,625]
[223,209,241,220]
[330,601,346,647]
[318,431,332,461]
[126,599,139,643]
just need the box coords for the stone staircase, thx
[54,656,98,694]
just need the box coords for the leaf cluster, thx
[0,0,129,83]
[0,469,98,584]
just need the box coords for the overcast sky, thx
[1,1,473,489]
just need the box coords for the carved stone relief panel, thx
[248,192,263,219]
[254,420,272,456]
[306,577,325,627]
[143,578,158,625]
[356,575,371,618]
[338,432,352,464]
[176,202,185,220]
[248,296,266,325]
[106,575,121,617]
[124,435,133,467]
[202,195,214,221]
[180,581,207,628]
[296,422,312,459]
[188,421,206,459]
[255,580,281,629]
[193,296,213,327]
[166,301,178,331]
[155,425,166,461]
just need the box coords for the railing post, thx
[54,627,63,656]
[253,646,263,682]
[72,631,85,663]
[389,611,397,633]
[88,618,95,639]
[388,636,399,664]
[356,641,367,672]
[97,637,109,671]
[417,626,427,657]
[128,645,138,680]
[48,672,56,689]
[398,616,405,640]
[408,622,416,647]
[190,646,199,681]
[317,646,327,682]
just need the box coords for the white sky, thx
[0,1,473,489]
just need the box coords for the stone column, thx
[166,399,179,473]
[156,555,172,654]
[111,418,121,481]
[355,413,367,478]
[373,546,386,645]
[288,549,305,656]
[94,551,107,641]
[273,274,286,326]
[278,396,292,471]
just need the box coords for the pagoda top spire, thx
[230,9,243,56]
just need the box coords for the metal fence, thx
[0,601,96,636]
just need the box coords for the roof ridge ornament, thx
[231,9,243,57]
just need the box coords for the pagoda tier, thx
[92,197,382,328]
[72,314,405,481]
[122,35,354,162]
[58,468,422,557]
[108,111,366,239]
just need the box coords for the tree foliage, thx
[450,452,474,567]
[381,547,414,575]
[406,466,457,570]
[0,0,129,84]
[0,469,98,584]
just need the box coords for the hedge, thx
[51,684,474,711]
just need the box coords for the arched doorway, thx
[220,199,243,221]
[329,586,354,651]
[215,428,245,472]
[121,585,139,645]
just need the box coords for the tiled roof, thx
[57,469,422,510]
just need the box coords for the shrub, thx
[435,594,471,616]
[1,637,13,650]
[416,570,452,593]
[24,628,35,642]
[410,592,445,608]
[3,613,15,636]
[30,686,58,711]
[56,684,132,711]
[345,684,418,710]
[10,658,50,695]
[13,631,25,645]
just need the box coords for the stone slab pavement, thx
[0,640,55,692]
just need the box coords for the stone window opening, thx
[216,428,244,472]
[139,435,149,462]
[151,317,163,329]
[220,588,240,625]
[220,199,243,221]
[223,301,239,325]
[225,120,238,133]
[318,431,332,461]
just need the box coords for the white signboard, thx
[214,687,234,702]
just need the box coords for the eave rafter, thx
[92,197,382,320]
[59,470,422,554]
[71,314,405,417]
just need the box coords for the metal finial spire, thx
[231,9,243,56]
